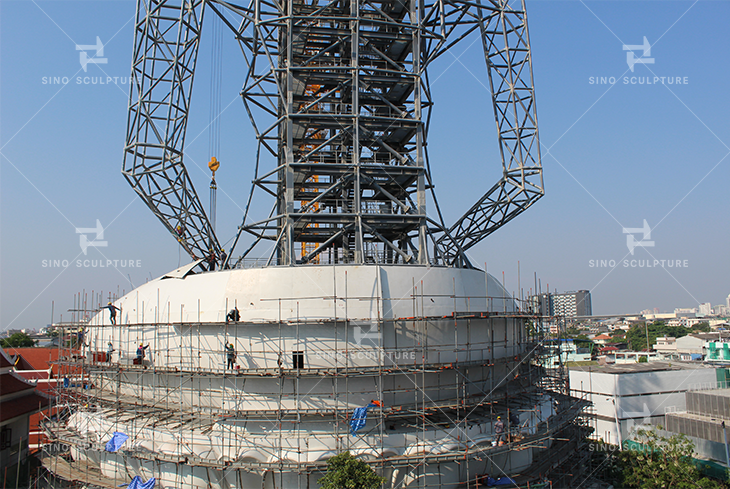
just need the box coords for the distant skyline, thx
[2,0,729,330]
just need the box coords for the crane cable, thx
[208,12,223,260]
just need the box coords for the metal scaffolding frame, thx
[122,0,543,269]
[37,278,590,489]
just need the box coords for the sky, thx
[1,0,729,331]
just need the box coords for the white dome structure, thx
[44,263,580,489]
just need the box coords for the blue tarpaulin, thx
[105,432,129,452]
[350,406,370,435]
[349,402,381,435]
[486,476,515,486]
[126,476,156,489]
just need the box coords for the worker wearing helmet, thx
[104,302,121,325]
[494,416,505,445]
[136,343,149,364]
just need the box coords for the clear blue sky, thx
[1,0,729,331]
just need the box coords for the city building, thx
[545,339,593,366]
[676,334,712,361]
[553,291,592,318]
[569,362,719,447]
[662,385,730,474]
[653,336,677,358]
[675,308,698,318]
[528,290,592,319]
[699,303,713,317]
[592,333,612,345]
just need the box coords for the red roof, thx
[594,334,612,340]
[599,346,619,352]
[3,348,58,373]
[15,370,51,381]
[0,349,13,368]
[31,379,59,395]
[0,371,37,396]
[11,355,36,371]
[0,391,51,423]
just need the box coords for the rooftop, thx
[689,388,730,398]
[569,361,715,375]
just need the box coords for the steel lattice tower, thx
[123,0,543,268]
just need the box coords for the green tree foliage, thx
[319,452,385,489]
[566,326,581,336]
[0,333,36,348]
[626,321,694,351]
[619,426,726,489]
[692,321,711,333]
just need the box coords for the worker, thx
[226,343,236,369]
[76,327,86,346]
[104,302,120,325]
[107,342,114,362]
[226,307,240,324]
[509,411,520,440]
[220,250,228,269]
[207,252,216,271]
[494,416,505,445]
[136,343,150,364]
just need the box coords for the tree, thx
[626,322,694,351]
[692,321,711,333]
[319,451,386,489]
[619,426,725,489]
[566,326,580,336]
[0,333,36,348]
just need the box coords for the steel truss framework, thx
[123,0,543,268]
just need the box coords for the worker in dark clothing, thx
[494,416,505,445]
[226,343,236,369]
[136,343,149,364]
[207,252,216,271]
[220,250,228,269]
[226,307,240,324]
[104,302,120,325]
[509,412,520,440]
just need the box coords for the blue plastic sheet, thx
[486,476,515,486]
[350,406,370,435]
[126,476,156,489]
[105,432,129,452]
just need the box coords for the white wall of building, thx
[569,365,718,446]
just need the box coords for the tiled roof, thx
[0,349,13,368]
[0,371,37,396]
[0,391,51,423]
[2,348,57,372]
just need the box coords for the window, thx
[1,427,11,450]
[293,351,304,369]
